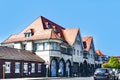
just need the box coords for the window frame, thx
[24,63,28,73]
[31,63,35,73]
[5,62,11,73]
[38,63,41,73]
[15,62,20,73]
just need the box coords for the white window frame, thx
[44,42,49,50]
[31,63,35,73]
[15,62,20,73]
[5,62,11,73]
[24,63,28,73]
[38,64,41,73]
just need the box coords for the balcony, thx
[49,50,61,57]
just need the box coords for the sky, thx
[0,0,120,56]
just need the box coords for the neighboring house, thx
[95,50,108,68]
[1,16,102,77]
[0,46,45,79]
[82,36,96,76]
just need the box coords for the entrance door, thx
[59,60,64,76]
[51,59,57,77]
[66,61,70,77]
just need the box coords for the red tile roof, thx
[2,16,79,46]
[0,46,44,62]
[62,28,79,46]
[114,56,120,61]
[82,36,93,51]
[95,50,104,56]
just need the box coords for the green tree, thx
[102,56,120,69]
[102,62,111,68]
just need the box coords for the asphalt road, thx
[45,77,94,80]
[2,76,120,80]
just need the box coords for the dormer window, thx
[24,32,32,37]
[24,29,34,37]
[45,22,51,29]
[48,24,51,29]
[54,28,58,33]
[53,26,58,33]
[83,41,87,48]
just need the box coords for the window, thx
[77,50,79,56]
[54,28,58,33]
[31,63,35,73]
[24,32,33,37]
[61,47,67,53]
[83,41,87,48]
[15,62,20,73]
[74,49,76,55]
[34,43,44,51]
[5,62,11,73]
[39,43,43,50]
[43,42,49,50]
[34,43,37,51]
[80,51,83,56]
[53,43,57,50]
[47,24,51,29]
[52,42,57,50]
[24,63,28,73]
[38,64,41,73]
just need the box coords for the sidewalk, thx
[0,77,69,80]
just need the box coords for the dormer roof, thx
[95,50,104,56]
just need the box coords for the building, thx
[0,46,45,79]
[82,36,96,76]
[114,56,120,62]
[95,50,109,68]
[1,16,102,77]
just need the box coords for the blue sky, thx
[0,0,120,56]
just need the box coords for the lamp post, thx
[3,64,5,79]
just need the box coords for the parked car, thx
[112,69,119,80]
[94,68,115,80]
[119,72,120,80]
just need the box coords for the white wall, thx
[36,51,50,63]
[26,41,33,51]
[14,43,21,49]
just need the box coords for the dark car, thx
[94,68,115,80]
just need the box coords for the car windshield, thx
[95,68,107,73]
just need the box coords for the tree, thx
[102,62,111,68]
[102,56,120,69]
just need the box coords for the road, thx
[2,77,94,80]
[46,77,94,80]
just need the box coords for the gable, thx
[62,28,79,46]
[82,36,95,51]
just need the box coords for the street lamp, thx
[3,64,5,79]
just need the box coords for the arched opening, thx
[91,64,94,76]
[50,58,58,77]
[87,64,90,76]
[80,63,83,77]
[83,60,88,77]
[66,60,71,77]
[58,59,65,77]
